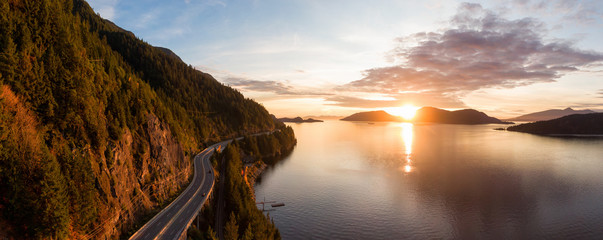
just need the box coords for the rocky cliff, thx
[89,114,191,238]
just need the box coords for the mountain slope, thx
[507,113,603,135]
[0,0,280,238]
[507,107,595,122]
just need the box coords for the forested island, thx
[0,0,292,239]
[341,107,511,124]
[340,110,403,122]
[278,117,324,123]
[413,107,512,124]
[507,113,603,135]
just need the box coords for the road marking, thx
[129,136,225,240]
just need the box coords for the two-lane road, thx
[130,141,230,240]
[130,131,274,240]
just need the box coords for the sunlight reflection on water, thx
[255,121,603,239]
[401,123,413,173]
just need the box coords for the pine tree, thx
[205,226,218,240]
[224,212,239,240]
[242,224,253,240]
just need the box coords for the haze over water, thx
[255,121,603,239]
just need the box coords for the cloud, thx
[224,77,331,96]
[324,96,401,108]
[504,0,603,25]
[598,89,603,98]
[325,93,465,109]
[338,3,603,108]
[88,0,119,21]
[184,0,226,7]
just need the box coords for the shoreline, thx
[245,162,267,201]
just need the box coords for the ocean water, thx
[255,121,603,239]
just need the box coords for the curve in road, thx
[129,141,230,240]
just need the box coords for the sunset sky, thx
[87,0,603,118]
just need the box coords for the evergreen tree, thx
[205,226,218,240]
[224,212,239,240]
[242,224,254,240]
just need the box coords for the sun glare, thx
[388,105,419,120]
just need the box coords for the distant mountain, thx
[507,113,603,135]
[413,107,511,124]
[340,110,402,122]
[507,108,595,122]
[279,117,323,123]
[340,108,509,124]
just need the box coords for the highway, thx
[129,141,230,240]
[130,131,275,240]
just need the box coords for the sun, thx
[386,105,419,120]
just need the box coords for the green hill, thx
[0,0,282,238]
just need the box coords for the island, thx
[279,117,324,123]
[506,107,595,122]
[340,110,402,122]
[507,113,603,135]
[340,107,512,124]
[414,107,512,124]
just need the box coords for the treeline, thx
[220,128,296,240]
[222,144,280,240]
[190,128,296,240]
[238,127,297,164]
[0,0,279,238]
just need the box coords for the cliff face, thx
[89,114,191,238]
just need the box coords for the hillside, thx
[340,110,403,122]
[507,107,595,122]
[507,113,603,135]
[414,107,511,124]
[0,0,281,238]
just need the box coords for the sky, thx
[87,0,603,118]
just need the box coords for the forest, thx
[0,0,283,238]
[197,127,296,240]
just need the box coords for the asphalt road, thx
[129,141,229,240]
[130,131,274,240]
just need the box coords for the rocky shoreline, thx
[245,162,267,200]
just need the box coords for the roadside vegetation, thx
[189,127,295,240]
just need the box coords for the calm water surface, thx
[255,121,603,239]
